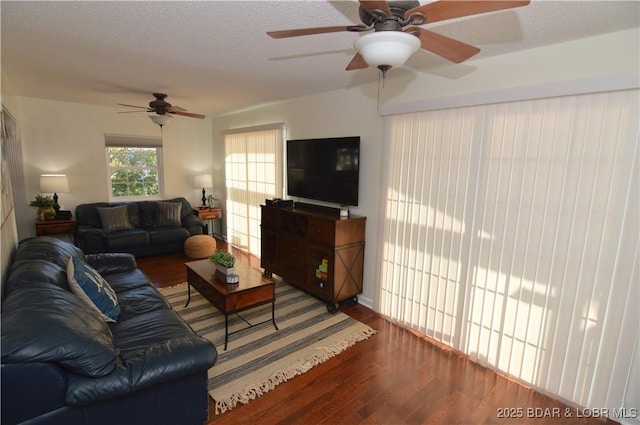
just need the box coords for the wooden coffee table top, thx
[185,259,276,315]
[185,259,272,294]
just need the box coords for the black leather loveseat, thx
[75,197,204,257]
[1,237,218,425]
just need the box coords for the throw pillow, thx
[155,201,182,227]
[67,257,120,322]
[138,201,157,227]
[97,205,133,233]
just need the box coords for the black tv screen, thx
[286,136,360,206]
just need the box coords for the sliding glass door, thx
[378,89,639,412]
[224,124,284,257]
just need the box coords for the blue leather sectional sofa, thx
[1,237,218,425]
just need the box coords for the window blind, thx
[224,124,284,256]
[104,134,162,147]
[379,89,639,412]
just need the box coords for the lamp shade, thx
[194,174,213,189]
[355,31,421,68]
[40,174,69,193]
[149,114,173,127]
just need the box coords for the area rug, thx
[159,281,376,414]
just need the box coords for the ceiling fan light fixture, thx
[355,31,420,69]
[149,114,173,128]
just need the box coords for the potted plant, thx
[210,250,236,277]
[29,194,56,220]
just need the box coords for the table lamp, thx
[40,174,69,213]
[194,174,213,208]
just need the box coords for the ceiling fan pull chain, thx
[376,65,389,111]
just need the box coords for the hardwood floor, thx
[137,243,612,425]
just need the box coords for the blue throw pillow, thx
[67,257,120,322]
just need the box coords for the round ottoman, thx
[184,235,216,259]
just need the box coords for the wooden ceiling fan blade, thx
[118,103,148,109]
[345,53,369,71]
[358,0,391,17]
[172,111,206,119]
[167,105,187,112]
[411,27,480,63]
[405,1,530,23]
[117,110,149,113]
[267,25,364,38]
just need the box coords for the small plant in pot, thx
[29,195,56,220]
[210,250,236,276]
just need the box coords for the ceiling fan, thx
[268,0,530,73]
[118,93,206,127]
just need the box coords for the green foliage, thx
[210,250,235,268]
[29,194,55,207]
[108,147,160,197]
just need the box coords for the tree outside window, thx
[108,147,162,198]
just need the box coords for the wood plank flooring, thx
[137,243,613,425]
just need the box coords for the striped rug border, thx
[159,281,376,414]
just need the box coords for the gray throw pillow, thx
[97,205,133,233]
[155,202,182,227]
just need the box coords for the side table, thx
[35,218,76,244]
[197,208,222,237]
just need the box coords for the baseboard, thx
[356,294,373,310]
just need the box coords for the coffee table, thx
[185,259,278,350]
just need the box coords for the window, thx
[104,134,163,199]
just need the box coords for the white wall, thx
[15,97,214,239]
[211,28,639,309]
[380,28,640,111]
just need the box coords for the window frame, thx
[105,145,165,201]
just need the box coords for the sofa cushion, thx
[68,257,121,323]
[106,228,149,249]
[103,268,154,293]
[11,236,84,268]
[155,202,182,227]
[115,285,171,321]
[6,259,70,293]
[1,285,118,377]
[98,205,134,233]
[147,227,190,246]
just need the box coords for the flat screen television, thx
[286,136,360,206]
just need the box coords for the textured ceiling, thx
[2,1,639,118]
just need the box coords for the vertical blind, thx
[224,124,283,256]
[379,89,639,411]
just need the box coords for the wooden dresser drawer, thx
[276,236,308,262]
[307,218,335,245]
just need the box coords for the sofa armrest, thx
[77,224,105,237]
[182,214,204,235]
[85,253,138,274]
[66,335,217,405]
[1,362,68,425]
[76,225,106,254]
